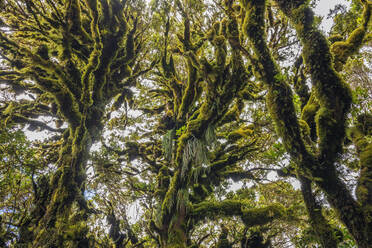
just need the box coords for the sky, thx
[314,0,349,32]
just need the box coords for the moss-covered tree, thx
[1,0,371,247]
[237,0,372,247]
[0,0,148,246]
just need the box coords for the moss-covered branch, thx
[192,200,288,227]
[274,0,352,161]
[331,0,372,71]
[241,0,312,164]
[66,0,91,44]
[273,0,371,246]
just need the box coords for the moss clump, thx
[227,125,254,143]
[192,200,287,228]
[241,203,286,227]
[301,93,319,141]
[331,0,372,71]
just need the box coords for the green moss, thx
[331,28,366,71]
[227,126,254,143]
[241,0,266,42]
[349,114,372,205]
[177,58,197,122]
[330,0,371,71]
[241,203,286,227]
[298,119,310,138]
[162,171,180,216]
[242,0,312,163]
[192,200,287,228]
[315,106,345,161]
[301,93,319,141]
[272,1,372,245]
[328,34,344,44]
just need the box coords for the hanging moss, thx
[176,188,190,212]
[205,124,217,146]
[227,125,254,143]
[181,137,209,179]
[162,129,175,161]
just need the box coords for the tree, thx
[0,0,150,246]
[0,0,371,247]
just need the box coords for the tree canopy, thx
[0,0,371,247]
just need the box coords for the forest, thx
[0,0,371,247]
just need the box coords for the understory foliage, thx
[0,0,371,247]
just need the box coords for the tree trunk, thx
[299,176,338,248]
